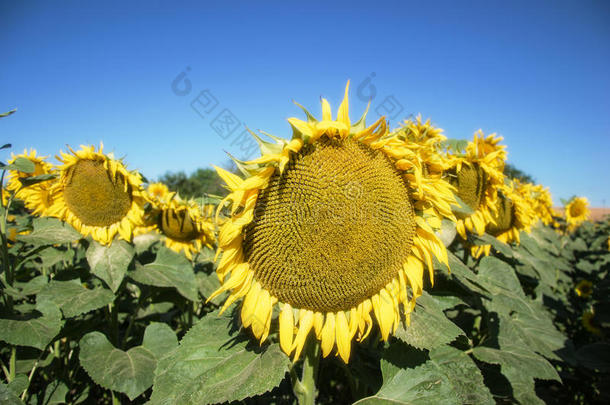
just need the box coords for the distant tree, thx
[504,163,535,184]
[158,168,227,198]
[158,160,241,199]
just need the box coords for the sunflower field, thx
[1,86,609,405]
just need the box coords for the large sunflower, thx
[208,83,456,363]
[446,131,506,240]
[565,196,590,231]
[143,189,216,259]
[6,149,57,215]
[46,144,145,245]
[471,180,537,258]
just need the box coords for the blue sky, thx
[2,0,609,206]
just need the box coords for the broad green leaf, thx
[7,374,28,397]
[150,311,291,405]
[19,218,81,245]
[196,271,225,305]
[472,233,513,257]
[437,219,457,247]
[38,279,115,318]
[5,157,35,173]
[451,194,475,216]
[129,247,198,301]
[476,256,535,316]
[0,300,62,350]
[576,343,610,372]
[42,381,69,405]
[38,246,75,270]
[473,316,560,405]
[356,344,493,405]
[18,173,57,188]
[133,232,159,254]
[0,383,24,405]
[79,323,176,401]
[394,292,464,350]
[446,252,490,295]
[86,240,134,292]
[507,310,566,361]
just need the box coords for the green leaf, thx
[576,343,610,372]
[79,323,176,401]
[472,233,514,257]
[129,247,198,301]
[42,380,70,405]
[437,219,457,247]
[0,300,63,350]
[196,271,225,305]
[446,252,490,295]
[4,157,35,173]
[394,292,464,350]
[0,109,17,119]
[150,311,291,405]
[86,240,134,292]
[473,316,560,405]
[7,374,28,397]
[38,279,115,318]
[0,383,24,405]
[19,218,81,245]
[451,194,475,216]
[356,344,494,404]
[18,173,57,188]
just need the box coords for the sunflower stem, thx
[294,337,320,405]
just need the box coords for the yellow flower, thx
[565,196,590,231]
[582,309,602,336]
[156,195,216,260]
[575,280,593,298]
[471,180,537,258]
[147,182,170,202]
[446,131,506,240]
[208,83,456,363]
[512,180,556,226]
[6,149,57,215]
[45,144,146,245]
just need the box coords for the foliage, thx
[1,161,609,405]
[504,162,536,183]
[158,168,229,199]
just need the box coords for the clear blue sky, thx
[2,0,609,206]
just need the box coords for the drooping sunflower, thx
[582,309,602,336]
[575,280,593,298]
[6,149,57,215]
[471,180,537,258]
[565,196,590,231]
[446,131,507,240]
[511,179,557,227]
[208,83,456,363]
[45,144,146,245]
[147,182,170,201]
[147,192,216,259]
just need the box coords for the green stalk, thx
[8,346,16,382]
[293,338,320,405]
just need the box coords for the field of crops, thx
[1,91,609,405]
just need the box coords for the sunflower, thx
[208,83,456,363]
[446,131,506,240]
[512,180,556,226]
[575,280,593,298]
[582,309,602,336]
[471,180,537,258]
[147,182,170,201]
[150,193,216,260]
[45,144,145,245]
[565,196,590,231]
[6,149,57,214]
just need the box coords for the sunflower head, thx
[6,149,57,215]
[447,131,507,239]
[208,83,456,363]
[142,189,215,259]
[513,180,555,226]
[582,309,602,336]
[46,144,145,245]
[147,182,170,202]
[565,197,590,230]
[575,280,593,298]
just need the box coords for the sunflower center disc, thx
[244,137,417,312]
[450,164,487,218]
[160,209,200,242]
[63,159,133,226]
[487,194,513,236]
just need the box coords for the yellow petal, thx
[336,81,350,127]
[335,311,351,363]
[279,303,294,355]
[320,312,336,357]
[313,312,324,339]
[292,309,314,360]
[241,282,261,328]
